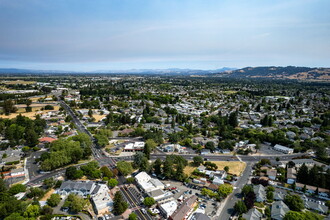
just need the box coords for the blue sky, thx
[0,0,329,71]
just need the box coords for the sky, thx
[0,0,329,71]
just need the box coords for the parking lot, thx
[161,180,220,217]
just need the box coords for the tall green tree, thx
[234,200,247,215]
[113,191,128,215]
[284,194,304,212]
[153,158,162,175]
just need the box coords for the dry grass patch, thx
[184,165,197,176]
[92,114,106,122]
[211,161,246,176]
[40,188,55,201]
[184,161,246,176]
[0,105,60,119]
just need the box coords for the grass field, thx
[184,161,246,176]
[2,80,36,85]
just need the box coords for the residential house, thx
[286,168,296,184]
[274,192,285,201]
[242,207,262,220]
[39,137,57,144]
[253,184,266,202]
[267,169,277,180]
[271,201,290,220]
[301,195,329,215]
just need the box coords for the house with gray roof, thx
[271,201,290,220]
[274,192,285,201]
[58,180,96,197]
[242,207,262,220]
[253,184,266,202]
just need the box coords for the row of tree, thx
[0,114,46,147]
[40,133,92,171]
[296,163,330,189]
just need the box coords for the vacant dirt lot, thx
[184,161,246,176]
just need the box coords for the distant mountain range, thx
[0,67,235,75]
[210,66,330,81]
[0,66,329,81]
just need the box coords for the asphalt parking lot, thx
[258,144,285,156]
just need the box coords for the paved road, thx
[217,162,254,220]
[26,150,44,179]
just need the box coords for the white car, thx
[141,208,147,214]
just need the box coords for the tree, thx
[100,166,114,178]
[66,194,86,213]
[218,184,233,198]
[224,166,229,173]
[4,213,25,220]
[229,111,238,127]
[267,191,274,202]
[94,134,109,147]
[26,187,45,200]
[88,109,93,117]
[0,179,7,192]
[108,178,118,188]
[47,194,61,207]
[116,161,133,176]
[133,152,146,168]
[24,204,40,218]
[284,211,323,220]
[192,156,204,166]
[175,162,185,181]
[139,156,150,172]
[43,178,55,189]
[80,161,101,179]
[3,99,17,115]
[163,158,174,179]
[65,166,83,180]
[296,163,309,184]
[241,185,253,196]
[129,213,138,220]
[144,139,156,159]
[8,184,26,195]
[244,191,256,209]
[41,205,53,216]
[126,177,135,184]
[265,206,271,218]
[284,194,304,211]
[234,200,247,215]
[153,158,162,175]
[44,105,54,110]
[143,197,156,207]
[113,191,128,215]
[25,129,39,147]
[205,141,215,152]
